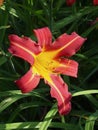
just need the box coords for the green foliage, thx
[0,0,98,129]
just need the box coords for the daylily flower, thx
[66,0,76,6]
[8,27,86,115]
[93,0,98,5]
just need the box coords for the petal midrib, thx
[11,42,36,58]
[56,36,80,52]
[33,60,66,112]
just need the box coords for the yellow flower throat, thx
[33,50,60,76]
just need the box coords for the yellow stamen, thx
[34,51,60,73]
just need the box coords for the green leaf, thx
[39,103,58,130]
[8,101,52,122]
[0,122,79,130]
[0,95,27,113]
[0,56,7,66]
[72,90,98,97]
[53,6,98,30]
[0,5,18,17]
[85,111,98,130]
[0,25,10,30]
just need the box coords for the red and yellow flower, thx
[8,27,86,115]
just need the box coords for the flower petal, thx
[8,35,41,65]
[34,27,52,49]
[54,59,78,77]
[47,74,72,115]
[52,32,86,57]
[16,68,40,93]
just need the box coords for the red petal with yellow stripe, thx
[34,27,52,49]
[54,58,78,77]
[16,68,40,93]
[52,32,86,57]
[8,35,41,65]
[48,74,72,115]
